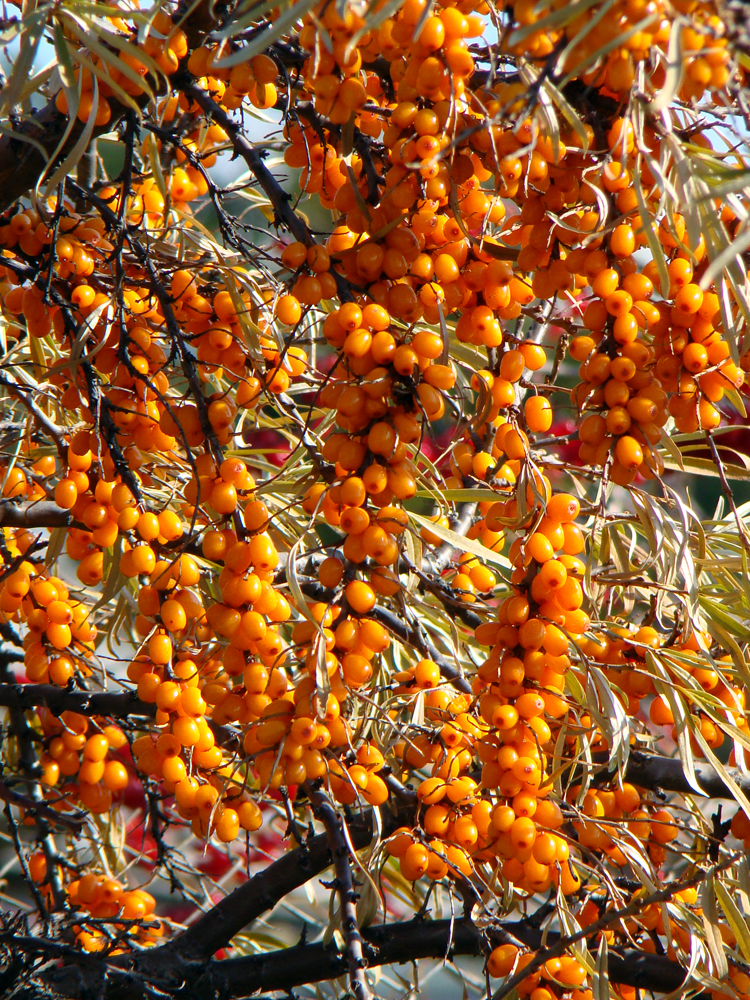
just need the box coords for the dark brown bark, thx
[306,785,372,1000]
[40,916,700,1000]
[0,683,156,719]
[207,918,698,1000]
[0,103,87,216]
[0,501,73,529]
[624,749,750,798]
[165,810,378,964]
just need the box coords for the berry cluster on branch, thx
[0,0,749,998]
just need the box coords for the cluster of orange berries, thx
[2,0,750,991]
[185,46,279,112]
[596,627,748,759]
[29,852,162,953]
[1,551,97,687]
[561,128,745,478]
[126,635,269,843]
[484,893,750,1000]
[32,707,129,814]
[506,0,734,102]
[0,455,52,502]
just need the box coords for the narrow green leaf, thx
[408,510,512,571]
[701,876,729,979]
[715,880,750,964]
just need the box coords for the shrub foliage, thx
[0,0,750,998]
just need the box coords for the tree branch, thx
[623,749,750,799]
[173,918,705,1000]
[0,373,67,460]
[0,684,156,719]
[41,914,702,1000]
[306,784,372,1000]
[40,805,410,997]
[0,104,93,216]
[180,79,354,302]
[161,804,402,965]
[490,848,740,1000]
[285,575,472,694]
[0,778,85,832]
[0,502,73,529]
[423,501,479,574]
[180,79,311,246]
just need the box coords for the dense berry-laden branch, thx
[1,1,750,999]
[490,851,741,1000]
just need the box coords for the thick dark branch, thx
[0,684,156,719]
[624,749,750,799]
[195,918,698,1000]
[42,916,699,999]
[163,807,386,965]
[0,501,73,529]
[39,806,411,996]
[0,3,233,214]
[175,0,233,48]
[0,104,96,216]
[0,778,85,832]
[579,748,750,799]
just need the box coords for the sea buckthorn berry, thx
[525,396,552,433]
[276,294,301,325]
[400,842,429,881]
[546,493,580,523]
[345,580,376,614]
[488,944,520,979]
